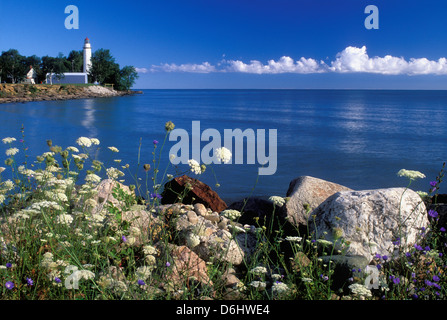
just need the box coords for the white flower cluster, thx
[215,147,232,164]
[188,159,202,174]
[76,137,100,148]
[220,209,241,220]
[269,196,285,207]
[348,283,372,298]
[2,137,16,144]
[250,266,268,276]
[397,169,426,181]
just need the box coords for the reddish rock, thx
[161,175,227,212]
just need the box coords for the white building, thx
[46,37,92,84]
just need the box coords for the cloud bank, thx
[139,46,447,76]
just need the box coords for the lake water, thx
[1,89,446,205]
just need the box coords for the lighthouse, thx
[83,37,92,73]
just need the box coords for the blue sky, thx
[1,0,447,89]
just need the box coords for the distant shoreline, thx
[0,83,142,104]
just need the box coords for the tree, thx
[0,49,27,83]
[67,50,83,72]
[40,54,69,84]
[118,65,139,91]
[89,49,119,84]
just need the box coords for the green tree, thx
[118,65,139,91]
[0,49,27,83]
[67,50,83,72]
[89,49,119,85]
[40,53,69,84]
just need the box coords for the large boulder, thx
[161,175,227,212]
[284,176,352,227]
[309,188,429,262]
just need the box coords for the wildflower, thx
[106,167,124,179]
[55,214,73,226]
[5,281,14,290]
[440,227,446,232]
[215,147,232,164]
[285,236,302,242]
[85,173,101,184]
[348,283,372,298]
[76,137,92,148]
[165,121,175,132]
[150,192,162,200]
[397,169,426,181]
[186,233,201,248]
[54,277,61,284]
[6,263,12,268]
[2,137,16,144]
[272,282,289,296]
[220,209,241,220]
[415,244,423,251]
[382,255,388,261]
[188,159,202,174]
[320,274,329,281]
[393,277,400,285]
[136,266,153,280]
[90,138,100,145]
[143,245,158,256]
[301,277,313,283]
[26,278,33,286]
[433,275,440,282]
[166,262,171,267]
[428,210,438,218]
[430,181,437,187]
[249,281,266,291]
[153,140,159,145]
[66,146,79,153]
[269,196,285,207]
[108,146,119,153]
[143,164,151,171]
[5,148,19,156]
[316,239,333,247]
[137,279,146,286]
[250,266,268,276]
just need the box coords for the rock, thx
[284,176,352,227]
[186,210,199,224]
[194,203,208,216]
[161,175,227,212]
[309,188,429,262]
[158,244,213,291]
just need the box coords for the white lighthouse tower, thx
[83,37,92,73]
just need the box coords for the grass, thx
[0,122,446,300]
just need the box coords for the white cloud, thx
[145,46,447,76]
[225,56,325,74]
[329,46,447,75]
[150,62,216,73]
[135,67,149,73]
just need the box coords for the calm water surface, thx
[1,89,446,204]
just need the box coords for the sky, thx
[1,0,447,89]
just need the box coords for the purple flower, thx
[440,227,446,232]
[26,278,33,286]
[54,277,61,283]
[153,140,159,145]
[122,235,127,243]
[415,244,423,251]
[166,262,171,267]
[150,192,162,200]
[428,210,438,218]
[374,253,382,259]
[382,255,388,261]
[6,263,12,268]
[424,246,431,252]
[430,181,437,187]
[5,281,14,290]
[137,279,145,286]
[393,277,400,285]
[433,275,440,282]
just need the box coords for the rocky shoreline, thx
[0,83,142,104]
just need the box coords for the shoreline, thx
[0,83,142,104]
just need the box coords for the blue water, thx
[1,89,446,204]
